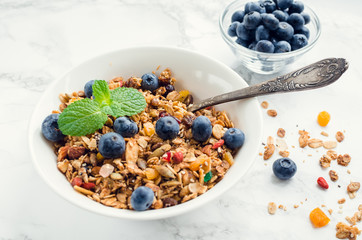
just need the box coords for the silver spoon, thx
[188,58,349,112]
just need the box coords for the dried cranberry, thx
[162,152,171,162]
[81,182,95,190]
[172,152,183,164]
[317,177,329,189]
[159,111,169,118]
[212,139,225,149]
[71,177,83,187]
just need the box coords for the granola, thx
[50,69,239,210]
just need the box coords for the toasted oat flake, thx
[336,131,345,143]
[329,170,339,181]
[337,154,351,166]
[323,141,337,149]
[347,169,351,174]
[321,131,329,137]
[308,138,323,148]
[276,138,288,152]
[261,101,269,109]
[263,144,275,160]
[336,222,361,240]
[268,202,277,215]
[327,150,338,160]
[279,151,290,158]
[338,198,346,204]
[347,182,360,193]
[277,128,285,138]
[328,209,333,215]
[267,136,274,145]
[267,109,277,117]
[294,204,299,209]
[299,131,310,148]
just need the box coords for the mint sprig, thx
[58,80,146,136]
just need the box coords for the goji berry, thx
[212,139,225,149]
[81,182,95,190]
[317,177,329,189]
[162,151,171,162]
[172,152,183,164]
[71,177,83,187]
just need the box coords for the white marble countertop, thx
[1,0,361,239]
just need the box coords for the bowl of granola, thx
[28,46,263,220]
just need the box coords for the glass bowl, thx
[219,0,321,74]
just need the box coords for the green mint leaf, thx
[110,87,147,117]
[92,80,111,106]
[58,98,108,136]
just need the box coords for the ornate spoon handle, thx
[188,58,349,112]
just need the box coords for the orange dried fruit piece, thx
[309,207,330,228]
[317,111,331,127]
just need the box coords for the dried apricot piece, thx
[317,111,331,127]
[309,207,330,228]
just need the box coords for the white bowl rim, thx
[28,46,263,220]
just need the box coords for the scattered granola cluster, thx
[53,69,238,210]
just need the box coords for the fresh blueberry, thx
[243,11,262,30]
[288,1,304,14]
[114,117,138,138]
[191,116,212,142]
[261,0,276,13]
[131,186,154,211]
[155,116,180,140]
[231,10,245,22]
[301,12,311,24]
[248,41,258,50]
[262,13,279,30]
[272,10,287,22]
[287,13,305,31]
[255,40,275,53]
[235,38,250,47]
[290,34,308,50]
[41,114,64,142]
[236,23,256,41]
[245,2,266,13]
[272,157,297,180]
[227,22,240,37]
[275,22,294,40]
[141,73,159,91]
[98,132,125,158]
[222,128,245,150]
[84,80,95,98]
[255,25,270,41]
[296,26,310,39]
[274,41,291,53]
[276,0,293,10]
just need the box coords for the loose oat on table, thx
[299,130,310,148]
[329,170,339,181]
[338,154,351,166]
[308,138,323,148]
[321,131,329,137]
[261,101,269,109]
[336,131,345,143]
[323,140,337,149]
[268,202,277,215]
[338,198,346,204]
[320,154,332,168]
[50,68,239,210]
[263,143,275,160]
[336,222,361,240]
[267,109,277,117]
[277,128,285,138]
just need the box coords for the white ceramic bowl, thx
[28,46,263,220]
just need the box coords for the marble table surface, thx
[1,0,361,239]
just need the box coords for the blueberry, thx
[301,12,311,24]
[191,116,212,142]
[296,26,310,39]
[248,41,258,50]
[227,22,239,37]
[290,34,308,50]
[272,10,287,22]
[141,73,159,91]
[276,0,293,10]
[235,38,250,47]
[231,10,245,22]
[245,2,266,13]
[261,0,276,13]
[275,22,294,40]
[98,132,125,158]
[262,13,279,30]
[287,13,305,31]
[255,25,270,41]
[274,40,291,53]
[272,157,297,180]
[243,11,262,30]
[236,23,256,41]
[255,40,274,53]
[84,80,95,98]
[155,116,180,140]
[131,186,154,211]
[288,1,304,14]
[114,117,138,138]
[222,128,245,150]
[41,114,64,142]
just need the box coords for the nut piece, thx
[308,138,323,148]
[335,222,361,240]
[323,141,337,149]
[277,128,286,138]
[268,202,277,215]
[68,146,86,159]
[263,144,275,160]
[267,109,277,117]
[329,170,339,181]
[347,182,360,193]
[261,101,269,109]
[337,154,351,166]
[336,131,345,143]
[320,155,332,168]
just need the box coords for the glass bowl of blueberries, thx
[219,0,321,74]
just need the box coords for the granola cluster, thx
[52,69,237,210]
